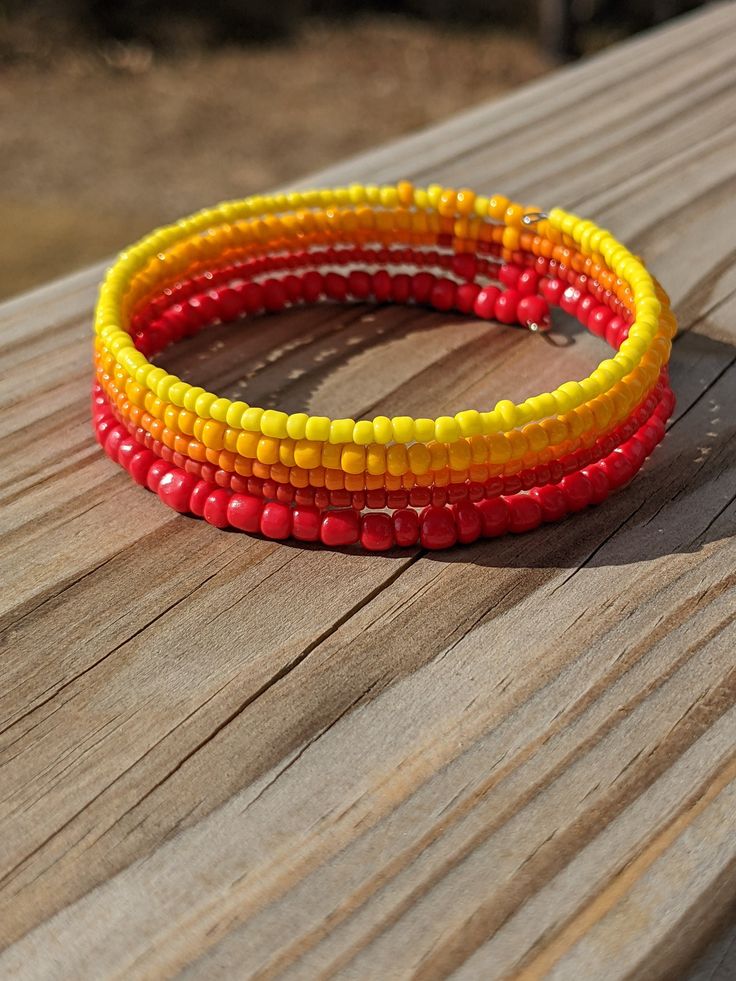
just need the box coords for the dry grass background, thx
[0,17,552,300]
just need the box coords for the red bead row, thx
[92,386,671,551]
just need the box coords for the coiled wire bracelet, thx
[92,181,676,551]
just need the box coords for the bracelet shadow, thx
[153,301,735,571]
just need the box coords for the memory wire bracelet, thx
[92,181,676,551]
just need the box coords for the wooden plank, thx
[1,4,735,977]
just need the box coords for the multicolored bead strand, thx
[92,182,676,550]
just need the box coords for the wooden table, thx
[2,5,735,978]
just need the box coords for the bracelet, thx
[92,181,676,550]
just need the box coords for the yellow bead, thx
[427,184,443,209]
[353,420,375,445]
[294,440,322,469]
[366,443,386,475]
[341,445,366,475]
[413,188,429,210]
[391,416,415,443]
[373,415,393,444]
[329,418,355,444]
[261,409,289,439]
[225,400,249,427]
[168,381,190,407]
[408,442,431,475]
[455,410,481,437]
[488,433,511,464]
[286,412,308,440]
[209,397,231,423]
[435,416,459,443]
[524,423,549,453]
[494,399,518,430]
[455,188,475,215]
[379,185,399,208]
[386,444,408,476]
[322,443,342,470]
[414,418,436,443]
[448,439,471,471]
[194,392,217,419]
[304,416,330,441]
[202,420,226,451]
[348,184,366,205]
[236,430,259,458]
[241,406,264,431]
[503,227,520,251]
[487,194,509,219]
[255,436,279,465]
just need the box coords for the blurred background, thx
[0,0,706,300]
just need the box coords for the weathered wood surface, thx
[1,5,736,978]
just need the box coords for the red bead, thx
[620,436,647,469]
[477,497,510,537]
[411,272,436,304]
[588,305,613,338]
[348,270,371,300]
[391,273,412,304]
[600,450,635,489]
[366,489,387,510]
[321,509,360,547]
[103,426,127,462]
[420,505,457,550]
[146,459,173,493]
[156,470,198,513]
[94,414,115,441]
[453,502,482,544]
[494,288,521,324]
[582,466,610,504]
[262,278,288,312]
[188,293,219,327]
[516,269,540,296]
[560,471,593,512]
[372,270,392,302]
[214,286,244,321]
[393,507,420,546]
[361,512,394,552]
[292,505,321,542]
[185,480,210,517]
[237,282,264,315]
[387,490,409,510]
[575,294,597,326]
[473,285,501,319]
[529,485,567,522]
[128,449,156,487]
[560,285,583,316]
[227,493,263,532]
[540,277,565,305]
[203,489,231,528]
[452,253,477,281]
[330,489,351,509]
[325,272,348,302]
[507,494,542,533]
[430,278,457,312]
[260,501,293,539]
[301,271,324,303]
[517,295,550,331]
[503,474,523,496]
[283,275,303,303]
[499,263,522,288]
[117,436,141,472]
[456,282,480,314]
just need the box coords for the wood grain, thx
[1,4,736,978]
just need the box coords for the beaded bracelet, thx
[92,181,676,551]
